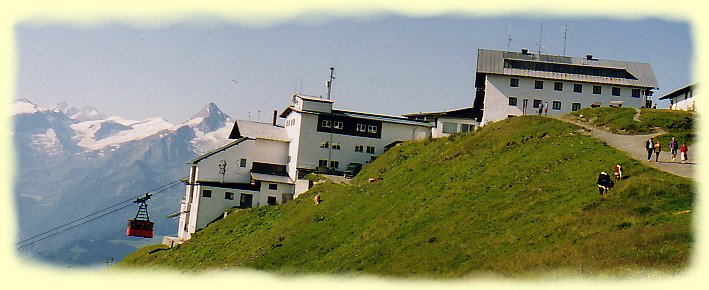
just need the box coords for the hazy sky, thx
[15,15,692,123]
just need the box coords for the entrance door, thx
[239,193,253,208]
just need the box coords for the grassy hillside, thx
[118,116,694,277]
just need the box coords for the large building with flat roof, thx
[472,48,659,125]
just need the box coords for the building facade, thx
[472,48,659,126]
[403,107,479,138]
[660,83,696,111]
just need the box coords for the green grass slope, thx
[118,116,694,277]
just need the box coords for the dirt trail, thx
[556,115,695,179]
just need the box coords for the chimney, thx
[521,48,529,54]
[272,110,278,126]
[586,54,593,60]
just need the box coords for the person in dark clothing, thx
[645,138,654,161]
[597,172,613,197]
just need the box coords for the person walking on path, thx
[670,137,679,162]
[654,141,662,162]
[646,138,655,161]
[680,142,688,164]
[544,101,549,116]
[538,102,544,116]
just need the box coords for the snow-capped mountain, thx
[12,99,234,266]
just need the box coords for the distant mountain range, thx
[12,99,234,266]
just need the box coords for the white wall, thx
[669,93,695,110]
[433,117,479,138]
[482,74,645,125]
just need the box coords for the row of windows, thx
[322,120,379,133]
[321,141,375,153]
[441,122,475,134]
[509,97,582,111]
[202,187,279,200]
[510,78,642,98]
[319,159,340,168]
[285,119,297,127]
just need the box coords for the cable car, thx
[127,193,154,238]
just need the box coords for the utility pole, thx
[326,67,335,172]
[326,67,335,100]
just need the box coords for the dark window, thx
[240,158,247,168]
[225,192,234,200]
[330,160,340,168]
[356,124,366,132]
[507,115,517,118]
[268,183,278,190]
[331,143,341,150]
[510,78,519,87]
[320,141,329,148]
[593,85,602,94]
[573,84,583,93]
[318,159,328,167]
[533,99,543,108]
[366,146,375,154]
[631,89,641,98]
[554,82,563,91]
[461,124,473,132]
[321,120,331,128]
[534,80,544,90]
[202,190,212,198]
[367,125,377,133]
[612,87,621,96]
[552,101,562,110]
[267,196,277,205]
[333,121,343,129]
[572,103,581,111]
[508,97,518,106]
[354,145,364,152]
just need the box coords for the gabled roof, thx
[228,120,289,142]
[659,83,697,100]
[187,137,247,164]
[281,106,434,127]
[476,49,658,88]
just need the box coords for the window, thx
[593,85,602,94]
[573,84,583,93]
[461,124,473,133]
[442,122,457,134]
[331,143,341,150]
[333,121,343,129]
[507,115,517,118]
[508,97,518,106]
[612,87,621,96]
[354,145,364,152]
[330,160,340,168]
[287,155,291,163]
[318,159,328,167]
[267,196,277,205]
[552,101,562,110]
[202,189,212,198]
[534,80,544,90]
[532,99,543,108]
[321,120,331,128]
[356,124,366,132]
[240,158,247,168]
[510,78,519,87]
[367,125,378,133]
[225,192,234,200]
[631,89,641,98]
[366,146,375,154]
[320,141,329,148]
[554,82,563,91]
[268,183,278,190]
[572,102,581,111]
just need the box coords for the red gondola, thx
[127,193,154,238]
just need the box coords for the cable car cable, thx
[16,178,184,249]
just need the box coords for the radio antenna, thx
[507,23,513,51]
[537,22,543,55]
[562,24,568,56]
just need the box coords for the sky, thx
[14,15,692,123]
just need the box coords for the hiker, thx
[613,164,623,182]
[654,141,662,162]
[669,137,679,162]
[544,101,549,115]
[645,138,654,161]
[597,172,613,197]
[680,142,688,164]
[537,102,543,115]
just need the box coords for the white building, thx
[472,48,659,125]
[166,95,433,244]
[403,107,479,138]
[659,83,696,111]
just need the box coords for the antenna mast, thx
[562,24,568,56]
[507,24,513,51]
[537,22,543,55]
[326,67,335,100]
